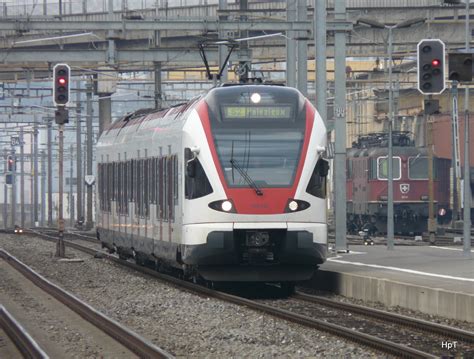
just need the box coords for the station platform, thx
[308,244,474,322]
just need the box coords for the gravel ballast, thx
[0,233,381,358]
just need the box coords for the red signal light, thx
[53,64,70,105]
[431,59,441,67]
[7,156,14,171]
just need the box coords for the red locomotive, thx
[346,132,451,235]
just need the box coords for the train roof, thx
[351,132,414,149]
[104,83,299,134]
[347,146,428,158]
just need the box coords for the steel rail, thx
[294,292,474,344]
[0,249,174,359]
[28,229,436,358]
[0,305,49,359]
[328,232,474,246]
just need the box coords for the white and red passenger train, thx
[96,84,328,288]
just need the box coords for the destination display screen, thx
[222,106,292,120]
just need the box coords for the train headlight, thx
[288,200,298,211]
[250,93,261,104]
[208,199,237,213]
[284,199,310,213]
[221,200,233,212]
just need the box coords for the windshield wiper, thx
[229,158,263,196]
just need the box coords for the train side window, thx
[108,163,112,212]
[184,149,213,200]
[103,163,107,210]
[111,163,115,202]
[141,159,145,216]
[130,160,134,202]
[168,156,174,221]
[144,159,149,217]
[151,158,156,204]
[347,159,353,179]
[103,163,107,211]
[104,164,107,212]
[118,162,121,208]
[124,162,128,214]
[158,157,164,219]
[306,158,328,199]
[368,158,377,180]
[117,163,121,214]
[135,160,140,216]
[110,163,114,203]
[140,159,144,217]
[102,163,106,211]
[127,161,130,213]
[105,163,108,211]
[117,162,121,214]
[173,155,178,204]
[98,164,102,210]
[140,159,145,217]
[98,164,101,210]
[123,162,126,214]
[157,157,160,205]
[134,161,137,213]
[121,162,125,214]
[115,162,118,202]
[163,157,168,220]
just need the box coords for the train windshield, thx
[408,156,429,179]
[206,86,306,188]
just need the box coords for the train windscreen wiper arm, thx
[229,158,263,196]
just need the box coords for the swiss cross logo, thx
[400,184,410,194]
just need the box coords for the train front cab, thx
[180,85,328,283]
[180,222,327,283]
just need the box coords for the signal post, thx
[6,152,16,228]
[53,63,70,258]
[417,39,446,244]
[417,38,472,257]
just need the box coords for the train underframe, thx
[347,202,444,235]
[98,227,326,293]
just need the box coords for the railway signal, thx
[448,52,473,82]
[54,107,69,125]
[7,155,14,172]
[417,39,446,95]
[424,99,440,115]
[53,63,71,106]
[52,63,70,257]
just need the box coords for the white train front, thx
[96,84,328,285]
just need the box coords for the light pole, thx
[462,0,472,258]
[357,17,425,250]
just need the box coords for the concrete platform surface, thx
[323,245,474,294]
[311,245,474,321]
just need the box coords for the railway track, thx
[289,292,474,356]
[26,228,474,358]
[328,232,474,247]
[28,227,98,243]
[0,305,48,359]
[0,248,173,359]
